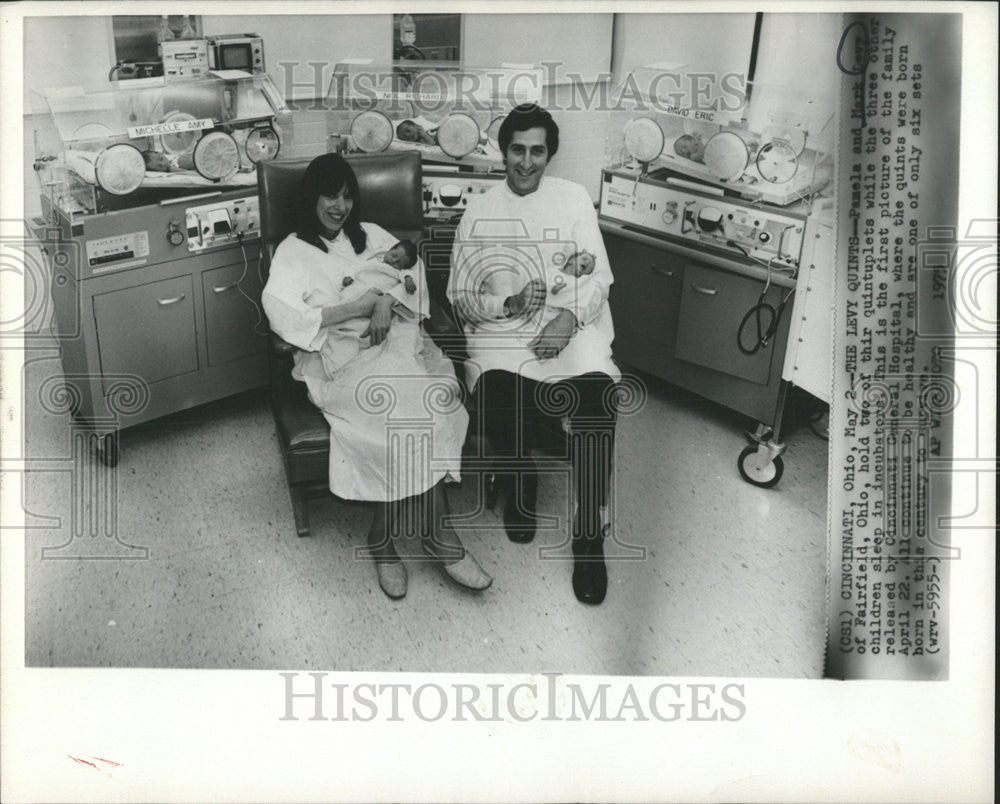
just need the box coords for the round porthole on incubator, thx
[755,140,799,183]
[350,110,395,153]
[193,130,241,180]
[244,125,281,164]
[436,113,481,158]
[94,143,147,196]
[622,116,665,167]
[159,111,201,156]
[485,115,505,152]
[703,131,751,182]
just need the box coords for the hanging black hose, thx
[737,288,792,355]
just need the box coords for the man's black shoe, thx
[503,469,538,543]
[572,520,608,605]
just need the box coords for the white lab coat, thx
[447,175,621,387]
[262,223,467,502]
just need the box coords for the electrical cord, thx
[725,238,797,274]
[235,232,270,337]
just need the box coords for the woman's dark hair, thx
[294,153,367,254]
[497,103,559,160]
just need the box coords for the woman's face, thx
[315,187,354,238]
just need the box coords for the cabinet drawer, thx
[607,235,684,348]
[93,275,198,391]
[674,263,787,386]
[201,262,267,366]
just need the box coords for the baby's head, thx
[383,239,418,271]
[673,134,705,163]
[562,250,595,277]
[396,120,422,142]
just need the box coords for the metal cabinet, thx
[604,223,794,434]
[34,194,269,466]
[93,275,199,387]
[674,262,785,387]
[201,262,268,366]
[606,235,685,379]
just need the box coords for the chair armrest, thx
[271,332,297,356]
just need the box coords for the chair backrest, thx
[257,150,423,269]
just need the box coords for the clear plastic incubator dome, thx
[604,62,835,208]
[31,71,288,223]
[325,60,545,170]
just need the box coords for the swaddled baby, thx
[303,239,420,377]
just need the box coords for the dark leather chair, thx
[258,151,423,536]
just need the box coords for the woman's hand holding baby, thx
[320,287,383,328]
[362,293,396,345]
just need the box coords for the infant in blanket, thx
[303,239,420,377]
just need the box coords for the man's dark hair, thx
[294,153,367,255]
[497,103,559,159]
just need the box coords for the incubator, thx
[32,71,288,226]
[603,64,835,208]
[324,61,544,170]
[598,63,836,487]
[29,71,290,464]
[600,66,834,271]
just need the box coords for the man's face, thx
[505,127,550,196]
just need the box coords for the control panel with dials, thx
[599,167,807,268]
[185,196,260,251]
[421,168,505,218]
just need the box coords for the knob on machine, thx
[696,206,724,232]
[167,220,186,246]
[438,183,463,207]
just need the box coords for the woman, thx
[262,153,490,599]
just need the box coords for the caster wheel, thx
[738,444,783,488]
[95,432,120,467]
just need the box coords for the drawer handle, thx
[690,283,718,296]
[649,265,674,277]
[212,282,238,293]
[157,294,186,306]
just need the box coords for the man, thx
[447,104,620,605]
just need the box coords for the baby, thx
[548,250,596,296]
[528,248,605,371]
[395,119,437,146]
[341,239,418,297]
[673,133,706,163]
[303,239,420,377]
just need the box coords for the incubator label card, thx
[826,13,964,679]
[127,117,215,139]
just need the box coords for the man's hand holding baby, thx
[505,278,547,318]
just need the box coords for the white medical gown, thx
[262,223,468,502]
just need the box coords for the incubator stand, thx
[598,65,836,487]
[29,72,290,466]
[324,61,543,171]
